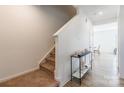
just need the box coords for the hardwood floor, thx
[64,53,124,87]
[1,51,124,87]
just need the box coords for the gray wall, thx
[0,5,71,81]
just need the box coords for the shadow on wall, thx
[34,5,77,18]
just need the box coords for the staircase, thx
[40,48,56,79]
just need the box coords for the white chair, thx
[94,45,100,54]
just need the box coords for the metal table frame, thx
[71,51,92,85]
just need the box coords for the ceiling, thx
[77,5,119,25]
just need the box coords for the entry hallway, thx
[64,53,124,87]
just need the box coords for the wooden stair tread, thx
[46,56,55,62]
[50,53,55,57]
[49,60,55,65]
[50,51,55,55]
[40,62,54,73]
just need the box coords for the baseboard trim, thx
[0,66,39,83]
[38,45,55,65]
[61,78,70,87]
[55,76,71,87]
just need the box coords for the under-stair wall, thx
[53,12,93,86]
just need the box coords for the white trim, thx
[0,66,39,83]
[56,77,70,87]
[37,45,55,65]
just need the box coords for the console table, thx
[71,50,92,85]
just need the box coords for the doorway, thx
[91,21,119,83]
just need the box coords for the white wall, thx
[118,6,124,78]
[0,6,70,81]
[54,13,93,86]
[94,22,118,53]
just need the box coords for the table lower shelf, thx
[72,66,90,79]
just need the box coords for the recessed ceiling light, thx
[98,11,103,15]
